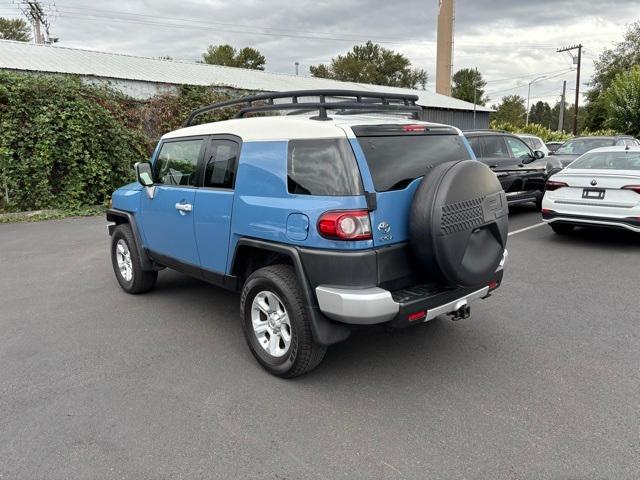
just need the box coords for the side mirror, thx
[135,162,154,187]
[534,150,545,160]
[521,154,536,165]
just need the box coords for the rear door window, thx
[203,139,239,189]
[287,138,363,196]
[357,134,471,192]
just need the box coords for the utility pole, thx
[294,62,299,76]
[557,44,582,135]
[436,0,455,96]
[21,1,50,44]
[558,80,567,132]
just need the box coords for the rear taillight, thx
[545,180,569,191]
[318,210,372,241]
[622,185,640,194]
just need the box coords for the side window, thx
[287,138,363,196]
[467,136,483,158]
[481,136,510,159]
[615,139,626,146]
[625,139,637,147]
[533,138,544,150]
[505,137,532,160]
[154,139,203,186]
[204,139,239,189]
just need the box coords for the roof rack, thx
[183,89,421,127]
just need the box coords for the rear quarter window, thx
[287,138,363,196]
[358,134,471,192]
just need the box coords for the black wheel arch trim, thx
[232,238,351,346]
[106,209,155,271]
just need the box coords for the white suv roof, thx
[163,114,458,142]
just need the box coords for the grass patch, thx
[0,206,105,224]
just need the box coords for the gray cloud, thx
[18,0,640,104]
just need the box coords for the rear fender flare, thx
[232,238,351,346]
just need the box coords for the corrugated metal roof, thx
[0,40,492,112]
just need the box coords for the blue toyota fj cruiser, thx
[107,90,508,377]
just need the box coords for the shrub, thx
[0,73,147,211]
[0,74,238,213]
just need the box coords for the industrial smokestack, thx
[436,0,455,96]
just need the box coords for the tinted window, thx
[506,137,532,160]
[287,138,363,196]
[467,136,483,158]
[567,151,640,170]
[155,139,203,186]
[556,138,615,155]
[204,139,239,189]
[359,134,471,192]
[481,136,510,159]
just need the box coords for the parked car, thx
[464,130,561,209]
[546,141,564,153]
[517,133,549,157]
[542,146,640,234]
[107,90,509,378]
[549,136,640,167]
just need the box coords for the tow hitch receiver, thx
[449,304,471,321]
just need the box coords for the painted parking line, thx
[508,222,546,237]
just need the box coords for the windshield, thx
[357,134,471,191]
[556,138,615,155]
[568,151,640,170]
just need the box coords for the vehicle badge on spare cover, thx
[591,179,597,186]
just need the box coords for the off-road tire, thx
[240,264,326,378]
[111,224,157,294]
[551,223,575,235]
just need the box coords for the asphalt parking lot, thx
[1,206,639,480]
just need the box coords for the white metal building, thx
[0,40,491,129]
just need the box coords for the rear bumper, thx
[315,252,506,326]
[542,210,640,232]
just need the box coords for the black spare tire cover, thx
[409,160,508,287]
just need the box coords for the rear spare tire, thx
[410,160,508,287]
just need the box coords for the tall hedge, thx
[0,73,235,212]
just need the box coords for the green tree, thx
[202,44,266,70]
[584,21,640,131]
[491,95,526,127]
[0,17,32,42]
[603,65,640,136]
[528,101,553,128]
[310,41,427,89]
[451,68,488,105]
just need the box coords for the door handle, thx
[175,203,193,213]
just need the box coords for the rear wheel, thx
[551,223,575,235]
[110,224,157,294]
[240,265,326,378]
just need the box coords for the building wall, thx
[80,76,179,99]
[421,107,489,130]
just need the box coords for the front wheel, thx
[110,224,157,294]
[551,223,575,235]
[240,265,326,378]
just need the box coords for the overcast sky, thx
[6,0,639,107]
